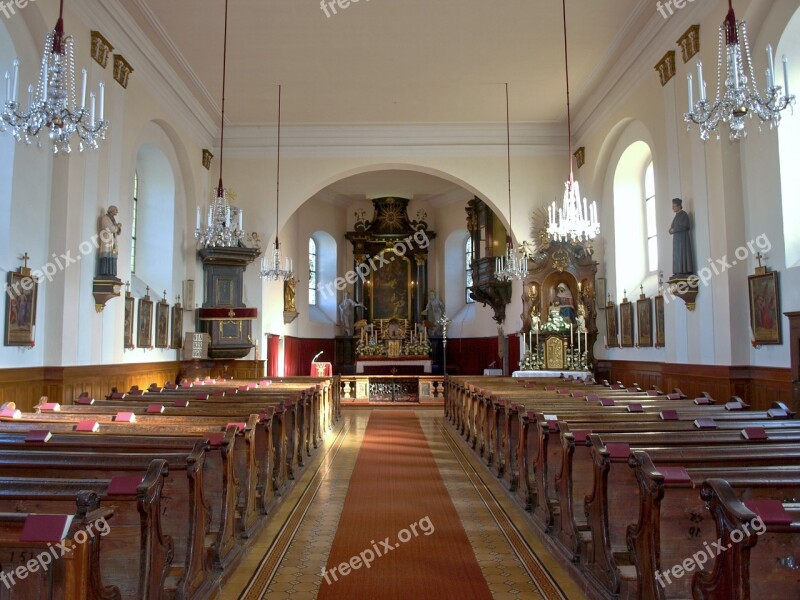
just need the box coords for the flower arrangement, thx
[356,341,387,357]
[402,340,431,357]
[541,314,570,333]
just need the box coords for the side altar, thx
[515,236,598,375]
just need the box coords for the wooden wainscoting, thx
[1,360,268,410]
[597,360,793,412]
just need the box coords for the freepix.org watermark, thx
[0,516,111,590]
[655,514,765,588]
[319,0,370,19]
[4,229,115,299]
[664,233,771,304]
[318,229,430,301]
[320,515,435,585]
[0,0,36,21]
[656,0,695,20]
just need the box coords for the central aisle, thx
[317,410,491,599]
[225,409,579,600]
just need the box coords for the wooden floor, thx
[215,408,584,599]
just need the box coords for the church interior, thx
[0,0,799,598]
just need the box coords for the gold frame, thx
[171,303,183,349]
[155,301,169,348]
[654,295,665,348]
[124,294,135,348]
[606,301,618,347]
[4,271,37,346]
[137,297,153,348]
[219,320,242,340]
[748,271,781,345]
[637,297,653,347]
[620,301,634,348]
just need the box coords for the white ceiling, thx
[128,0,650,125]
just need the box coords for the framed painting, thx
[155,300,169,349]
[606,301,618,348]
[620,300,635,348]
[654,295,666,348]
[171,303,183,349]
[637,296,653,347]
[137,296,153,349]
[370,249,411,321]
[4,271,37,346]
[124,294,135,349]
[748,271,781,345]
[596,278,607,311]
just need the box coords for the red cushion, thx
[744,499,793,525]
[657,466,692,484]
[606,442,631,459]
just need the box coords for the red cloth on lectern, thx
[311,362,332,377]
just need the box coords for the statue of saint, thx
[669,198,695,277]
[99,206,122,277]
[423,291,445,335]
[551,283,576,322]
[284,277,297,313]
[576,304,587,333]
[338,291,365,337]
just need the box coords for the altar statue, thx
[551,283,576,323]
[576,304,587,333]
[338,292,365,337]
[423,291,445,335]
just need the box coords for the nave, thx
[220,408,578,600]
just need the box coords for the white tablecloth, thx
[512,370,590,380]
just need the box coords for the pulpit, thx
[311,361,333,377]
[198,246,261,359]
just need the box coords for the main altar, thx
[336,197,439,374]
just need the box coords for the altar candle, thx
[578,330,581,364]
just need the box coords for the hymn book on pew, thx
[20,514,75,543]
[75,420,100,432]
[25,430,52,443]
[114,412,136,423]
[0,407,21,419]
[741,427,767,440]
[40,402,61,411]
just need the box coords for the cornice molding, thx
[71,0,217,145]
[221,123,567,158]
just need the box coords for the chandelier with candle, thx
[685,0,794,141]
[494,83,528,282]
[194,0,245,249]
[1,0,107,153]
[546,0,599,244]
[260,84,293,281]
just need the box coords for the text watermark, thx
[0,516,111,590]
[655,515,765,588]
[321,515,435,585]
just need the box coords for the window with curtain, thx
[308,237,317,306]
[130,170,139,274]
[644,162,658,273]
[465,236,474,304]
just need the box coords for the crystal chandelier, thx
[546,0,600,244]
[685,0,795,141]
[1,0,107,153]
[193,0,245,249]
[260,84,293,281]
[494,83,528,282]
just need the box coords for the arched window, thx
[613,140,653,296]
[130,171,139,274]
[133,143,175,293]
[644,162,658,273]
[308,237,317,305]
[465,236,474,304]
[778,7,800,267]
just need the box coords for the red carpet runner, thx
[317,411,493,600]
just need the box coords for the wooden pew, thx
[693,478,800,600]
[0,449,206,600]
